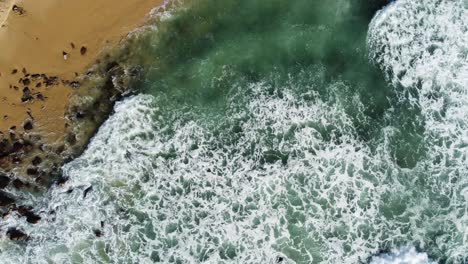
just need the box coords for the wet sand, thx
[0,0,163,141]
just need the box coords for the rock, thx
[11,69,18,75]
[0,139,10,156]
[32,156,42,166]
[25,211,41,224]
[23,120,33,130]
[76,111,85,119]
[36,93,45,100]
[55,175,69,185]
[31,74,41,79]
[26,167,38,176]
[69,81,80,88]
[0,174,10,188]
[7,228,28,241]
[22,78,31,86]
[63,51,69,60]
[94,229,103,237]
[80,46,87,55]
[0,190,15,206]
[44,76,59,86]
[83,185,93,198]
[12,179,25,189]
[16,206,30,215]
[21,87,34,102]
[16,206,41,224]
[12,141,24,152]
[11,5,26,15]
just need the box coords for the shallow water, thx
[0,0,467,263]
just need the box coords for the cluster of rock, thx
[0,48,141,240]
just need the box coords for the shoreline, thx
[0,0,167,227]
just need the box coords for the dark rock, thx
[26,167,38,176]
[94,229,103,237]
[76,111,85,119]
[56,145,65,154]
[0,190,15,206]
[16,206,31,215]
[12,179,24,189]
[11,5,26,15]
[69,81,80,88]
[21,87,34,102]
[55,175,69,185]
[83,185,93,198]
[31,74,41,79]
[22,78,31,86]
[23,120,33,130]
[25,211,41,224]
[16,206,41,224]
[0,174,10,188]
[0,139,11,157]
[276,256,284,263]
[11,69,18,75]
[12,141,24,152]
[32,156,42,166]
[7,228,28,241]
[44,76,59,86]
[34,176,46,185]
[80,46,87,55]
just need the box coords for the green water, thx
[126,0,425,168]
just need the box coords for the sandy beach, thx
[0,0,163,139]
[0,0,163,180]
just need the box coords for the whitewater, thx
[0,0,466,263]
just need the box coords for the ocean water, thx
[0,0,467,263]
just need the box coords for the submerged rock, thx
[83,185,93,198]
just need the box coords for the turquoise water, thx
[0,0,467,263]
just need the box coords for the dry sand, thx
[0,0,163,141]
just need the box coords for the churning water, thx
[0,0,467,263]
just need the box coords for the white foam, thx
[0,78,395,263]
[369,0,468,261]
[370,247,436,264]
